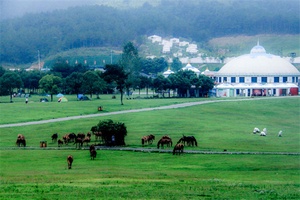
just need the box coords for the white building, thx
[181,63,201,76]
[215,43,300,97]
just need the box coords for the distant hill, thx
[0,0,299,66]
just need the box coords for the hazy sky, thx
[0,0,100,20]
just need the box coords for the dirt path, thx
[0,96,298,128]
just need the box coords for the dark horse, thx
[173,143,184,155]
[89,145,97,160]
[67,155,73,169]
[16,134,26,147]
[51,133,58,142]
[177,135,198,147]
[157,136,172,149]
[141,134,155,146]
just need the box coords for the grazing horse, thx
[177,135,198,147]
[83,136,91,146]
[141,134,155,146]
[58,139,64,147]
[157,137,172,149]
[63,134,70,145]
[74,137,83,148]
[89,145,97,160]
[16,134,26,147]
[94,132,103,142]
[67,155,73,169]
[173,143,184,155]
[51,133,58,142]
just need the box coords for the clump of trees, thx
[91,119,127,146]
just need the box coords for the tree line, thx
[1,0,299,64]
[0,42,214,104]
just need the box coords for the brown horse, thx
[94,132,103,142]
[58,139,64,147]
[173,143,184,155]
[157,137,172,149]
[67,155,73,169]
[141,134,155,146]
[89,145,97,160]
[82,136,91,146]
[16,134,26,147]
[74,137,83,149]
[177,135,198,147]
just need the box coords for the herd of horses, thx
[16,133,199,169]
[143,134,198,155]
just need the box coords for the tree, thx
[81,71,106,99]
[0,71,23,102]
[168,70,197,97]
[65,72,84,97]
[171,57,182,72]
[39,74,62,101]
[119,42,141,95]
[96,119,127,146]
[153,75,171,97]
[198,75,214,97]
[103,64,128,105]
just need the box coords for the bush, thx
[95,119,127,146]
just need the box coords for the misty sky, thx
[0,0,101,20]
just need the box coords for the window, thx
[251,77,257,83]
[224,77,227,82]
[231,77,236,83]
[283,77,287,83]
[239,77,245,83]
[274,77,279,83]
[261,77,267,83]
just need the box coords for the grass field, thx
[0,95,299,199]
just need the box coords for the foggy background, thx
[1,0,100,20]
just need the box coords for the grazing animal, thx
[68,133,76,142]
[83,136,91,146]
[67,155,73,169]
[51,133,58,142]
[94,132,103,142]
[260,132,266,136]
[16,134,26,147]
[77,133,85,140]
[86,132,91,138]
[253,127,260,134]
[262,128,267,135]
[58,139,64,147]
[177,135,198,146]
[90,149,97,160]
[157,137,172,149]
[63,134,70,145]
[74,137,83,148]
[89,145,97,160]
[278,130,282,137]
[173,143,184,155]
[141,134,155,146]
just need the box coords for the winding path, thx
[0,96,298,128]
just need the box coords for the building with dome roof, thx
[215,42,300,97]
[181,63,200,76]
[163,67,175,77]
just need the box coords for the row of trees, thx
[0,42,214,104]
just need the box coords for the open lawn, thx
[0,96,299,199]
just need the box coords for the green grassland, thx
[0,96,299,199]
